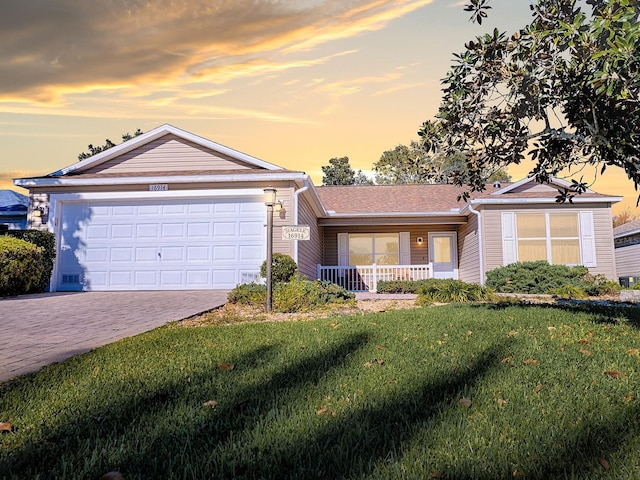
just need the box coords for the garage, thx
[57,197,265,291]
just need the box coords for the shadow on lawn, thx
[3,323,639,479]
[488,300,640,328]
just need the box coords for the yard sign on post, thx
[282,225,310,241]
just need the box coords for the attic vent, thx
[493,181,502,188]
[62,274,80,285]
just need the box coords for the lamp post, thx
[264,187,277,312]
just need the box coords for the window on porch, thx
[348,233,399,265]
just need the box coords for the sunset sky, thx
[1,0,638,214]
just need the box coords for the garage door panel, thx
[187,223,210,237]
[160,270,184,286]
[113,205,135,215]
[58,197,265,291]
[161,246,185,261]
[187,246,210,261]
[161,223,184,237]
[111,224,135,239]
[111,247,133,262]
[86,224,109,239]
[214,222,237,236]
[186,270,210,285]
[239,245,263,261]
[110,271,133,286]
[137,224,159,238]
[134,247,157,262]
[86,248,108,262]
[163,204,187,215]
[239,221,263,237]
[138,205,161,215]
[135,271,158,286]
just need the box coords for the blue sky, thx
[0,0,636,213]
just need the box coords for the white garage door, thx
[57,197,265,291]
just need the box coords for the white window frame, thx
[501,211,596,267]
[337,232,410,266]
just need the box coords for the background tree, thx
[78,129,143,161]
[374,139,511,185]
[612,208,639,228]
[321,156,372,185]
[422,0,640,202]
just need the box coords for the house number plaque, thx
[282,225,311,241]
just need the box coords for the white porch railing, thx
[316,264,431,292]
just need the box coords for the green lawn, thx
[1,303,639,479]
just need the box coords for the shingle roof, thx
[316,184,473,214]
[614,219,640,237]
[0,190,28,211]
[316,181,619,215]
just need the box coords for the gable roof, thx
[614,219,640,238]
[53,124,284,176]
[14,124,308,188]
[0,190,28,212]
[317,180,621,217]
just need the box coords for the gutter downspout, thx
[292,177,310,265]
[467,202,485,286]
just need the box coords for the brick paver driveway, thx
[0,290,228,383]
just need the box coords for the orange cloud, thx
[0,1,434,105]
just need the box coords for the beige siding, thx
[322,225,456,266]
[296,195,323,279]
[508,182,559,194]
[615,244,640,278]
[83,134,261,174]
[482,204,617,279]
[272,187,294,258]
[458,212,480,283]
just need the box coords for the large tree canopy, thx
[373,139,511,185]
[321,156,373,185]
[420,0,640,201]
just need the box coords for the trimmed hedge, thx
[0,236,45,296]
[260,253,298,283]
[485,261,621,296]
[4,230,56,292]
[377,279,433,294]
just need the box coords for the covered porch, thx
[317,264,432,292]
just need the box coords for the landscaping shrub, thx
[417,278,495,305]
[274,278,355,312]
[227,282,267,305]
[228,278,354,312]
[486,261,619,296]
[260,253,298,283]
[4,230,56,292]
[377,279,433,294]
[0,236,45,296]
[548,285,589,300]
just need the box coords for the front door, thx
[429,232,458,279]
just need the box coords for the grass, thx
[1,303,639,479]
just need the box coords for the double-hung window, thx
[502,211,596,267]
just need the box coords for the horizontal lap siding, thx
[297,195,323,279]
[615,244,640,278]
[483,204,616,279]
[458,213,480,283]
[83,134,257,173]
[272,187,294,258]
[322,225,457,266]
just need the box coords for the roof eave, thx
[470,196,622,205]
[14,172,308,187]
[614,228,640,239]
